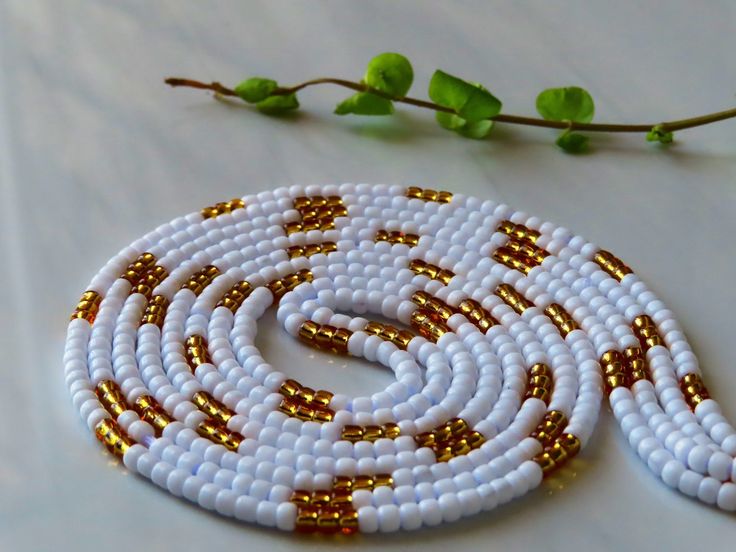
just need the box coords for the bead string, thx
[64,184,736,536]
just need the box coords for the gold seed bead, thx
[533,451,556,474]
[278,398,299,416]
[295,505,319,533]
[196,419,243,451]
[295,405,315,421]
[339,509,359,535]
[310,489,331,507]
[341,425,364,443]
[352,475,374,490]
[296,386,316,404]
[95,380,128,419]
[558,433,581,456]
[312,390,334,408]
[192,391,235,424]
[382,422,401,439]
[415,432,436,448]
[290,490,311,505]
[495,283,533,313]
[467,431,485,449]
[279,379,301,398]
[593,249,633,282]
[298,320,319,343]
[529,363,552,378]
[436,446,454,463]
[363,425,384,442]
[94,418,134,457]
[492,248,533,275]
[333,476,353,491]
[313,408,335,423]
[496,220,541,244]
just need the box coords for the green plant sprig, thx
[165,52,736,153]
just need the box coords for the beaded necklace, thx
[65,184,736,535]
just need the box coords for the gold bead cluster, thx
[593,249,633,282]
[408,259,455,284]
[95,379,129,419]
[196,418,244,451]
[410,309,449,343]
[493,237,549,275]
[495,283,534,314]
[411,290,454,322]
[632,314,664,350]
[130,265,168,300]
[133,394,174,436]
[625,346,649,384]
[185,334,211,371]
[192,391,235,425]
[457,298,499,332]
[374,229,420,247]
[405,186,453,203]
[601,350,627,393]
[291,474,393,534]
[70,290,102,323]
[530,410,568,448]
[533,432,581,476]
[526,363,554,404]
[120,252,157,284]
[94,418,134,457]
[266,269,313,302]
[298,320,352,355]
[181,265,220,296]
[496,220,541,244]
[278,379,335,423]
[141,294,169,329]
[363,321,415,350]
[601,347,650,395]
[284,195,347,235]
[415,418,485,462]
[286,241,338,259]
[200,197,245,219]
[216,280,253,314]
[680,373,711,410]
[340,422,401,443]
[544,303,579,337]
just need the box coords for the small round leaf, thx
[334,92,394,116]
[436,112,494,139]
[429,70,502,122]
[364,53,414,98]
[556,130,589,153]
[255,93,299,115]
[536,86,595,123]
[234,77,278,103]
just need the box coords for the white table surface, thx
[2,1,736,550]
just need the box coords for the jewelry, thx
[64,184,736,534]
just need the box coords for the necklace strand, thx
[64,184,736,534]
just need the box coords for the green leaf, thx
[646,124,674,144]
[334,92,394,116]
[536,86,595,123]
[428,70,502,122]
[255,92,299,115]
[364,52,414,98]
[556,129,589,153]
[234,77,278,103]
[436,112,494,139]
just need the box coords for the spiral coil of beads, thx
[64,184,736,536]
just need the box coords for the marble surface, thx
[2,1,736,550]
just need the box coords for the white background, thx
[2,1,736,550]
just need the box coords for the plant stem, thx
[164,77,736,134]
